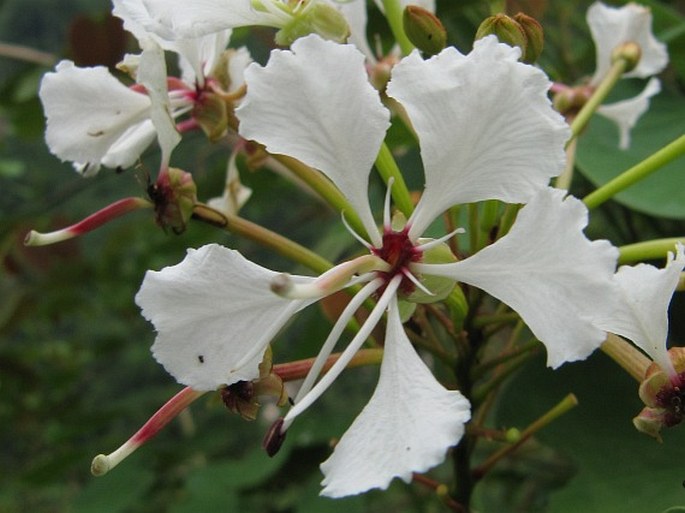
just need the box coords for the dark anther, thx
[263,417,287,457]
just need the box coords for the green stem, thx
[471,343,541,405]
[272,154,367,238]
[472,312,520,329]
[472,393,579,480]
[554,135,577,190]
[583,134,685,210]
[478,200,500,250]
[471,339,539,379]
[567,58,628,146]
[381,0,415,55]
[496,203,521,240]
[193,205,332,274]
[618,237,685,264]
[374,142,414,218]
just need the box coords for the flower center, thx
[655,372,685,427]
[371,227,422,295]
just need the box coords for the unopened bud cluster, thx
[475,13,544,64]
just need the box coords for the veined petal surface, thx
[387,37,569,238]
[417,188,619,368]
[39,61,151,173]
[136,244,312,390]
[115,0,286,41]
[320,298,470,497]
[237,35,390,243]
[597,78,661,150]
[588,1,668,84]
[599,244,684,374]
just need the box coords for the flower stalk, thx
[472,393,579,480]
[192,205,333,274]
[600,333,651,382]
[567,54,630,145]
[374,142,414,218]
[272,154,368,239]
[381,0,415,55]
[618,237,685,264]
[583,134,685,210]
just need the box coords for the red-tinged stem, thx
[273,348,384,382]
[91,387,205,476]
[25,196,152,246]
[176,118,200,133]
[412,473,467,512]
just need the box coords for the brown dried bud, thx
[513,13,544,63]
[403,5,447,57]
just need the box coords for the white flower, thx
[587,1,669,148]
[119,0,350,46]
[137,35,619,496]
[39,0,252,175]
[598,243,685,377]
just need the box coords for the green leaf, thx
[576,87,685,219]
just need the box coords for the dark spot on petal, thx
[198,355,204,363]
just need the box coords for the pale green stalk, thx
[272,154,367,238]
[583,134,685,210]
[600,333,651,382]
[567,58,628,146]
[381,0,414,55]
[618,237,685,264]
[375,142,414,218]
[472,393,579,480]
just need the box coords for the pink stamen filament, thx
[91,387,205,476]
[25,197,152,246]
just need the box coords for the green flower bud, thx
[475,14,527,58]
[611,41,642,73]
[513,13,544,64]
[151,168,197,234]
[275,2,350,46]
[193,91,229,142]
[403,5,447,57]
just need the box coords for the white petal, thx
[225,46,253,93]
[386,37,570,239]
[326,0,375,61]
[320,297,470,497]
[101,119,158,169]
[587,1,668,84]
[598,244,684,374]
[237,34,390,244]
[114,0,232,80]
[137,38,181,166]
[117,0,286,41]
[136,244,313,391]
[416,188,619,368]
[207,149,252,215]
[39,60,151,172]
[597,78,661,150]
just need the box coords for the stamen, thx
[91,387,204,476]
[402,268,434,297]
[341,212,372,249]
[294,278,383,404]
[383,177,395,230]
[414,227,466,252]
[270,255,388,300]
[25,197,152,246]
[282,275,403,431]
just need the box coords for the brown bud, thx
[475,14,527,58]
[512,13,544,63]
[403,5,447,57]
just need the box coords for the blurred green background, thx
[1,0,685,511]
